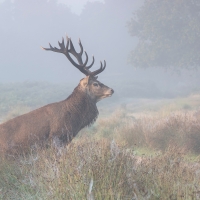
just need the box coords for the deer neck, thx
[64,86,99,131]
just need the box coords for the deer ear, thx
[80,76,90,87]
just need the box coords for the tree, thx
[127,0,200,70]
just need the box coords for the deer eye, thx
[93,83,99,87]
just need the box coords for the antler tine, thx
[68,39,77,56]
[85,56,95,70]
[58,37,65,50]
[68,39,85,65]
[77,39,94,69]
[82,51,89,67]
[41,43,61,53]
[78,39,84,56]
[67,38,89,68]
[91,60,106,76]
[64,38,88,73]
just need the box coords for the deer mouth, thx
[104,93,113,98]
[97,92,113,102]
[105,89,114,97]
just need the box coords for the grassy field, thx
[1,138,200,200]
[1,83,200,199]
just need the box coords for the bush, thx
[81,110,200,154]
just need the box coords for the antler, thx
[42,36,106,77]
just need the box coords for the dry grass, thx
[80,109,200,154]
[0,138,200,200]
[1,95,200,199]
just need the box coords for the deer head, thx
[42,36,114,102]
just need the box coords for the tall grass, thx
[79,109,200,154]
[1,83,200,199]
[0,138,200,199]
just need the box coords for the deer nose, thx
[110,89,114,94]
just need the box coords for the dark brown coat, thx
[0,82,99,153]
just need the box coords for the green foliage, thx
[128,0,200,70]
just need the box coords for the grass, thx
[80,108,200,154]
[1,83,200,199]
[0,139,200,199]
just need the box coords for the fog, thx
[0,0,200,99]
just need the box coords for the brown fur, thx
[0,76,113,154]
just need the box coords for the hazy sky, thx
[0,0,199,94]
[58,0,104,14]
[0,0,104,15]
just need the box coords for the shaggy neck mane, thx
[64,85,99,131]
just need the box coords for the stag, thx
[0,36,114,154]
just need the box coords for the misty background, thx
[0,0,200,107]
